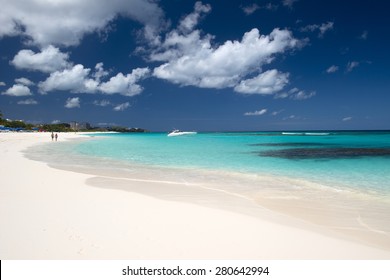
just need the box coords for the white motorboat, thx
[167,130,197,137]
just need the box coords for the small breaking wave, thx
[282,132,331,136]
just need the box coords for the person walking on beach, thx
[51,132,54,141]
[55,133,58,141]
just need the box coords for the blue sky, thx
[1,0,389,131]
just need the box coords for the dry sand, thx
[1,132,389,259]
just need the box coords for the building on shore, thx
[69,121,91,131]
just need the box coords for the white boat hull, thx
[167,131,197,137]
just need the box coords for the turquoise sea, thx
[26,130,390,248]
[73,130,390,194]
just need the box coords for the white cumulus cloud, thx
[244,109,268,116]
[38,63,150,96]
[17,98,38,105]
[272,109,284,116]
[234,70,289,94]
[342,116,353,122]
[93,63,109,82]
[0,0,165,47]
[15,77,35,86]
[65,97,80,108]
[93,100,111,107]
[39,64,96,94]
[149,2,302,93]
[291,89,316,100]
[346,61,359,72]
[11,45,71,73]
[152,27,300,89]
[275,87,316,100]
[113,102,130,111]
[241,4,260,15]
[243,3,277,14]
[283,0,299,8]
[179,2,211,33]
[2,84,32,96]
[326,65,339,73]
[300,22,334,37]
[99,68,150,96]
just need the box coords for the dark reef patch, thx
[259,147,390,159]
[250,142,334,147]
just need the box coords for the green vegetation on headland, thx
[0,111,147,133]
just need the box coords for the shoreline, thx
[1,132,390,259]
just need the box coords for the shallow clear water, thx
[73,131,390,195]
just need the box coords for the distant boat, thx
[167,130,197,137]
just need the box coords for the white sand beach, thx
[1,132,389,259]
